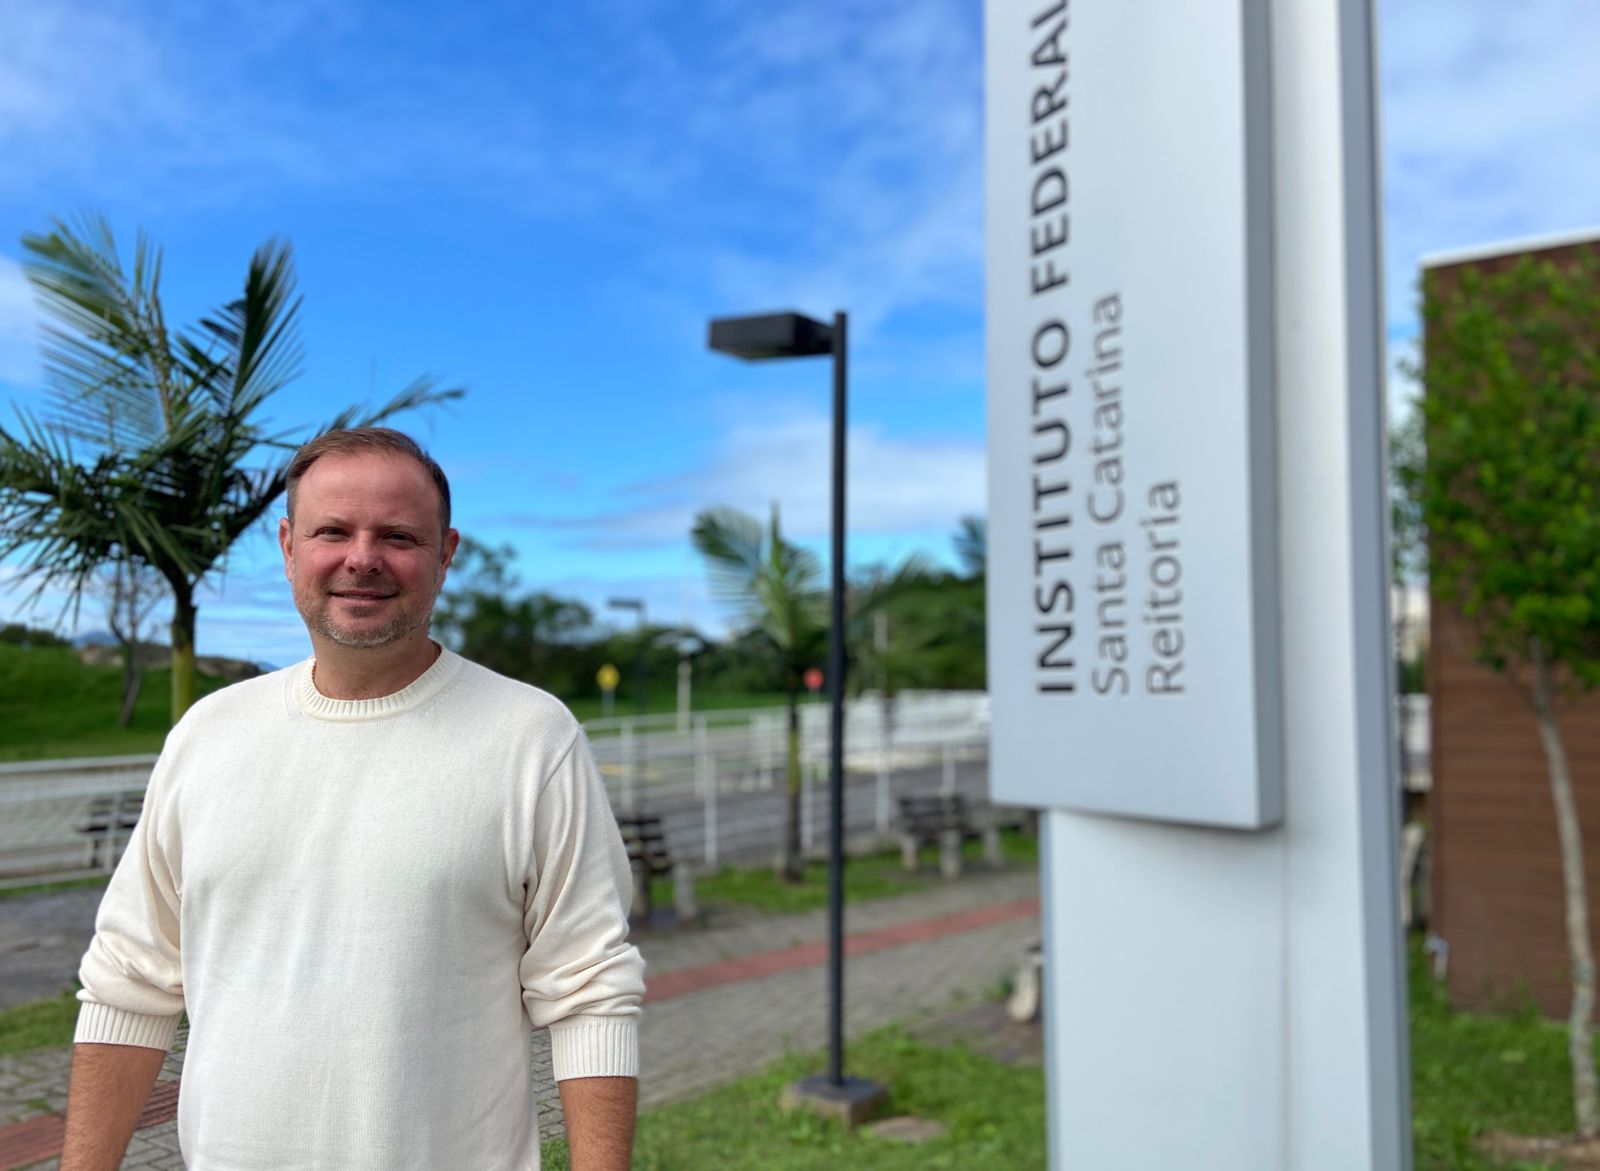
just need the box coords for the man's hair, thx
[285,427,452,533]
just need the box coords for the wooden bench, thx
[615,813,696,924]
[77,790,144,870]
[896,794,1003,879]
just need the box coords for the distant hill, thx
[72,642,268,683]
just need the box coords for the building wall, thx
[1425,232,1600,1016]
[1429,608,1600,1015]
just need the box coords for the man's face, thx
[278,452,459,651]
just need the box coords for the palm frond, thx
[190,236,305,420]
[692,504,825,654]
[0,414,133,615]
[21,214,173,449]
[691,507,768,599]
[848,554,938,630]
[953,514,986,579]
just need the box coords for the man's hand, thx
[557,1075,637,1171]
[59,1042,167,1171]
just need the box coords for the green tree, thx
[1390,405,1426,588]
[1390,404,1429,699]
[692,504,926,880]
[1410,248,1600,1137]
[854,516,987,699]
[0,622,69,648]
[433,538,596,696]
[0,215,460,722]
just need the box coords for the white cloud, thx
[678,0,986,339]
[1379,1,1600,326]
[0,1,985,346]
[501,400,984,551]
[0,4,324,200]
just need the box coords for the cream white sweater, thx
[75,648,644,1170]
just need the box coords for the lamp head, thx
[707,312,834,360]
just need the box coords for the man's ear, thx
[278,517,294,581]
[440,528,460,572]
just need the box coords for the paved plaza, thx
[0,866,1040,1170]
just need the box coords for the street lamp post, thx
[707,310,886,1124]
[607,597,647,718]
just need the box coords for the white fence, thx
[0,755,162,885]
[584,691,994,868]
[0,692,996,887]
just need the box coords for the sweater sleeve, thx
[520,728,645,1081]
[74,744,186,1050]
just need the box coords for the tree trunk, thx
[169,589,198,724]
[1532,637,1600,1139]
[780,689,804,882]
[118,644,144,728]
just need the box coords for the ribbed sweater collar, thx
[292,645,465,722]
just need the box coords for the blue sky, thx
[1,0,1597,666]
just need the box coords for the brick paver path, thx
[0,868,1039,1170]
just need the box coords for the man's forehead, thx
[300,508,431,530]
[294,454,439,517]
[300,449,427,482]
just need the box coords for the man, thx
[63,427,644,1171]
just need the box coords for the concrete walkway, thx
[0,866,1039,1170]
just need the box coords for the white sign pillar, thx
[984,1,1410,1168]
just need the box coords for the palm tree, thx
[692,504,929,881]
[0,215,461,721]
[693,505,824,880]
[952,514,986,581]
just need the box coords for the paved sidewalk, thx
[1,866,1039,1169]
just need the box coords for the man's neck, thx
[310,637,442,701]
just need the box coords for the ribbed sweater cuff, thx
[74,1001,182,1051]
[548,1017,639,1081]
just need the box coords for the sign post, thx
[597,663,620,720]
[984,0,1410,1166]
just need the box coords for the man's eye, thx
[314,528,345,538]
[386,533,418,544]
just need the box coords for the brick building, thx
[1424,228,1600,1015]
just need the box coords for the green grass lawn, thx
[1409,937,1576,1170]
[0,875,112,903]
[0,642,792,759]
[539,1025,1047,1171]
[654,828,1039,917]
[0,645,230,761]
[0,986,83,1057]
[0,925,1593,1168]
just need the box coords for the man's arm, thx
[558,1075,637,1171]
[59,1042,167,1171]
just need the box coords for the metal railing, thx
[0,692,997,887]
[0,755,162,886]
[584,692,994,868]
[0,691,1434,889]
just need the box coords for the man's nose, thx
[343,536,385,573]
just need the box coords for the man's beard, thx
[307,604,422,649]
[297,575,437,649]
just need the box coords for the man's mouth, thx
[331,590,397,600]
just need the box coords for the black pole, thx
[827,310,848,1086]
